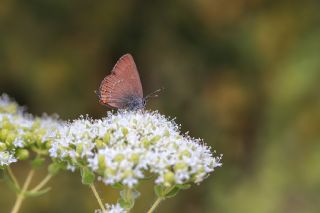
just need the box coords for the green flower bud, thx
[197,166,205,174]
[95,139,105,149]
[23,132,32,142]
[36,129,46,142]
[32,120,41,129]
[114,154,124,162]
[103,132,111,144]
[142,138,149,148]
[164,171,175,186]
[45,141,52,149]
[98,155,106,170]
[150,135,161,144]
[76,144,83,155]
[2,119,13,129]
[130,153,139,164]
[122,170,133,178]
[105,168,116,176]
[48,163,61,176]
[16,149,29,160]
[0,103,16,113]
[6,133,16,144]
[180,150,191,158]
[121,127,128,136]
[0,129,9,141]
[0,142,7,151]
[174,162,187,171]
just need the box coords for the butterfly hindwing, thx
[99,54,143,109]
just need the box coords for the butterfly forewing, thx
[99,54,143,109]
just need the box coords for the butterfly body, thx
[123,95,146,110]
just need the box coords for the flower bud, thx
[98,155,106,170]
[16,149,29,160]
[6,133,16,144]
[180,150,191,158]
[130,153,139,164]
[174,162,188,171]
[0,129,9,141]
[103,132,111,144]
[0,142,7,151]
[95,139,104,149]
[114,154,124,162]
[164,171,175,186]
[121,127,128,136]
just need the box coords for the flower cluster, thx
[95,203,127,213]
[50,110,222,188]
[0,93,222,213]
[0,93,23,114]
[0,94,62,167]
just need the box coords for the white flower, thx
[95,203,126,213]
[0,93,63,167]
[0,151,17,166]
[0,93,26,115]
[51,110,222,188]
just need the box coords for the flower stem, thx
[11,169,35,213]
[30,173,53,192]
[147,197,163,213]
[124,187,133,212]
[7,167,20,189]
[89,183,106,212]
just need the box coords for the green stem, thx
[10,169,35,213]
[126,187,132,202]
[89,183,106,212]
[147,197,163,213]
[7,167,20,189]
[30,173,52,192]
[125,187,133,212]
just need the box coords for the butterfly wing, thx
[98,54,143,108]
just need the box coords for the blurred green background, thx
[1,0,320,212]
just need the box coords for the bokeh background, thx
[1,0,320,212]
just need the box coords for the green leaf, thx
[176,183,191,190]
[131,189,141,200]
[3,171,20,192]
[154,185,182,199]
[119,188,140,210]
[80,168,95,185]
[31,157,45,169]
[48,163,61,176]
[24,187,51,197]
[165,186,180,198]
[118,198,134,209]
[141,172,154,180]
[154,185,165,197]
[111,182,123,190]
[120,189,126,199]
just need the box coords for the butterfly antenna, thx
[145,87,165,100]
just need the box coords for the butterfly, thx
[96,53,162,110]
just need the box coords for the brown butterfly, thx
[96,54,162,110]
